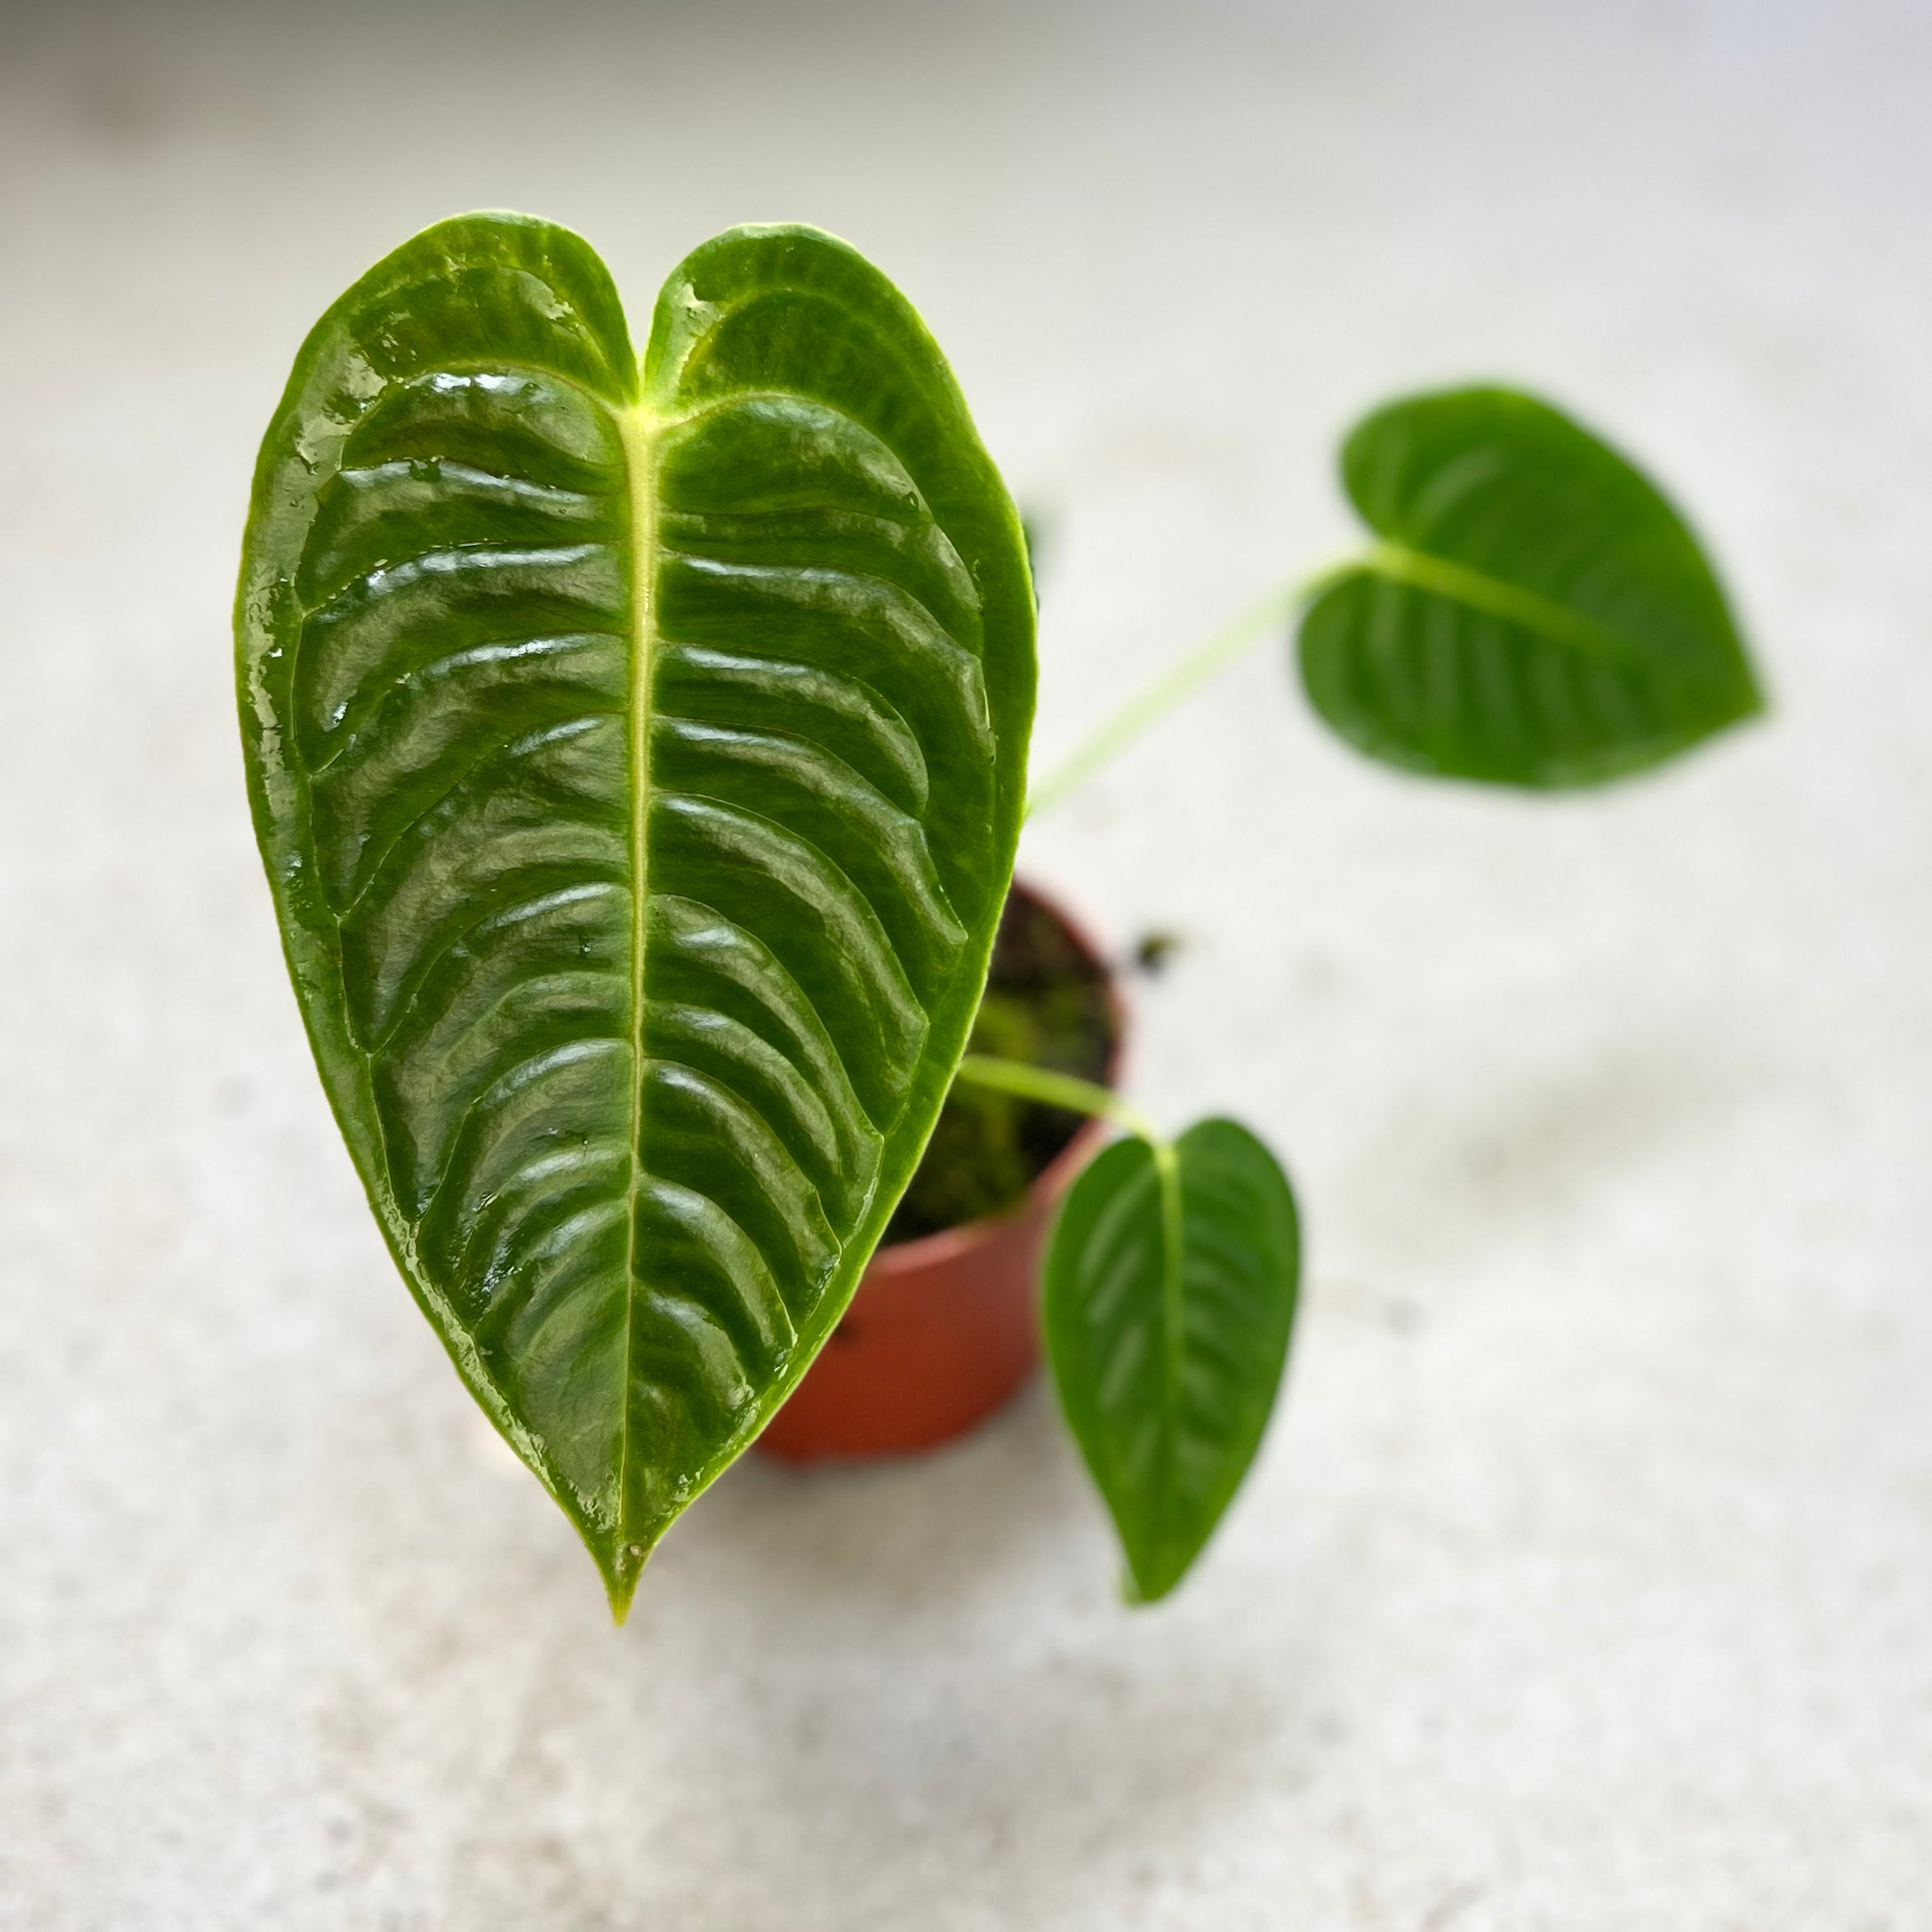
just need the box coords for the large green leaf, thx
[1299,387,1762,786]
[1043,1119,1300,1602]
[236,214,1033,1616]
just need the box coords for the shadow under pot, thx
[758,877,1125,1462]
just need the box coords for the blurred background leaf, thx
[1299,387,1763,787]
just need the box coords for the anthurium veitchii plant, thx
[238,213,1760,1615]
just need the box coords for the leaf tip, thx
[1121,1552,1184,1608]
[600,1537,651,1627]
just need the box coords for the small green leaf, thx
[236,214,1033,1616]
[1299,386,1763,786]
[1043,1119,1300,1602]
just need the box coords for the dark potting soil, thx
[885,885,1119,1244]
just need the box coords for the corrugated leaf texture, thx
[237,215,1034,1614]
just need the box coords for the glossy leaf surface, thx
[1043,1119,1300,1602]
[1300,387,1762,786]
[237,215,1033,1614]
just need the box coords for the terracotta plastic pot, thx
[758,881,1123,1462]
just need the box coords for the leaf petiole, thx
[952,1053,1162,1147]
[1023,555,1363,818]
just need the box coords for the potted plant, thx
[236,213,1760,1616]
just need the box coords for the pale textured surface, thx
[3,2,1930,1925]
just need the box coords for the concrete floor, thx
[3,2,1930,1925]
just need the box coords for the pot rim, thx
[861,874,1128,1282]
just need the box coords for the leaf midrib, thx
[615,392,662,1569]
[1151,1137,1185,1600]
[1361,539,1644,669]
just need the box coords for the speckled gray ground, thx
[3,2,1930,1926]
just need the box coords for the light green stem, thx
[1023,554,1363,820]
[953,1053,1162,1146]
